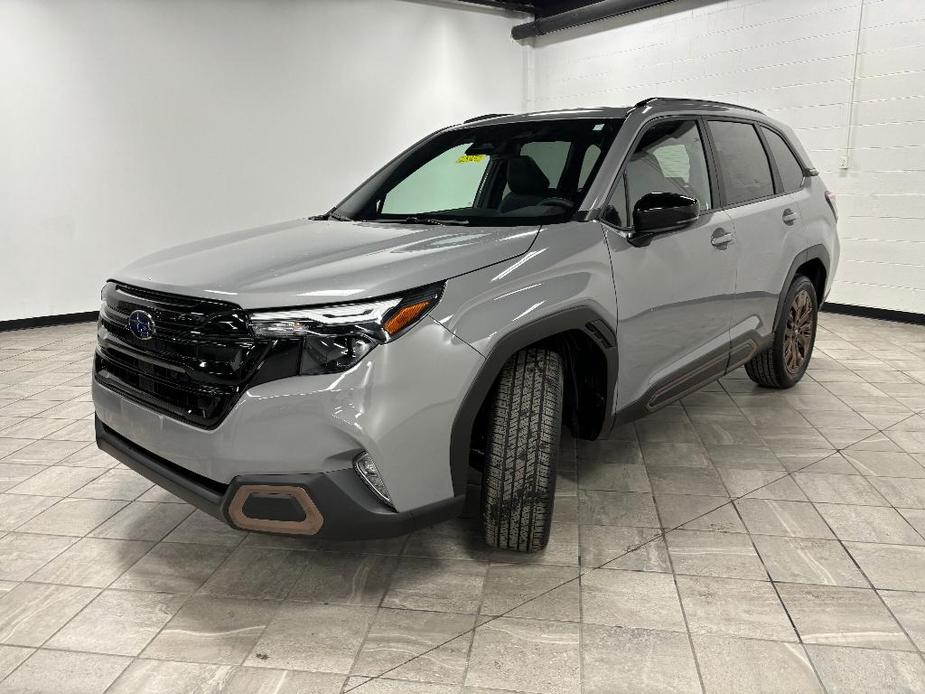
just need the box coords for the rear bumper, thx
[96,417,464,539]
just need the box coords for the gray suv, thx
[93,97,839,552]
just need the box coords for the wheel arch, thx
[773,245,830,334]
[448,307,617,495]
[795,258,827,307]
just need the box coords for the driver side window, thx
[618,120,712,227]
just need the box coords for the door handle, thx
[711,228,734,247]
[782,209,800,225]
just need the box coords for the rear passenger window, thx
[708,121,774,205]
[762,127,805,193]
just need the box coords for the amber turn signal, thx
[383,300,433,336]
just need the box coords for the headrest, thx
[507,155,550,195]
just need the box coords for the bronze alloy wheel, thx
[783,288,814,374]
[744,275,818,389]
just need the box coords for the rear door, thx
[705,119,808,356]
[602,118,737,412]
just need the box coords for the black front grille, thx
[95,282,299,428]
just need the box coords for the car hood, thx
[114,218,540,309]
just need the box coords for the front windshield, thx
[335,119,622,226]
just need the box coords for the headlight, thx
[248,284,443,375]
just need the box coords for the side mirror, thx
[632,192,700,236]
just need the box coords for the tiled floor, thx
[0,314,924,693]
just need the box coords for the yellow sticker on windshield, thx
[456,154,486,164]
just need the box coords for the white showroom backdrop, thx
[0,0,527,322]
[2,0,924,320]
[530,0,925,314]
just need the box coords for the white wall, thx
[0,0,527,322]
[531,0,925,314]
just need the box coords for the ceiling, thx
[455,0,683,38]
[529,0,604,15]
[456,0,606,17]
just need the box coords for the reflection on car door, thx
[601,119,737,413]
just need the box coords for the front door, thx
[600,118,737,413]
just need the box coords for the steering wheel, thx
[537,197,574,210]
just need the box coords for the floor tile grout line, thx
[771,327,925,663]
[338,349,925,689]
[0,645,135,692]
[803,455,925,663]
[259,536,317,668]
[0,510,203,553]
[729,484,832,692]
[7,419,914,688]
[2,494,131,541]
[97,538,280,692]
[681,395,832,694]
[340,429,868,691]
[3,610,918,686]
[7,571,918,607]
[805,500,925,670]
[647,418,708,694]
[814,338,922,431]
[0,646,39,688]
[4,464,109,499]
[13,502,231,688]
[456,564,483,694]
[723,355,925,540]
[3,318,924,690]
[338,535,409,694]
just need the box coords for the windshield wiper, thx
[310,210,352,221]
[379,216,470,226]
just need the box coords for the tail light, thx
[825,191,838,221]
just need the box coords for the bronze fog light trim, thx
[227,484,324,535]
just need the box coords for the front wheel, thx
[480,348,563,552]
[745,275,818,389]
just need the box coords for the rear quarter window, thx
[762,127,805,194]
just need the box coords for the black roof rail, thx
[633,97,763,114]
[463,113,512,123]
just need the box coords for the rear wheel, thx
[480,348,563,552]
[745,275,818,389]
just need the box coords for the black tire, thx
[745,275,818,389]
[480,348,563,552]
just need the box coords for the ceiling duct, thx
[512,0,678,39]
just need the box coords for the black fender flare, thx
[448,306,618,495]
[773,244,830,333]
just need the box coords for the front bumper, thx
[96,417,464,539]
[92,317,485,513]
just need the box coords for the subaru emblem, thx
[128,310,156,341]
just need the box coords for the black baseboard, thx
[0,311,99,333]
[822,303,925,326]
